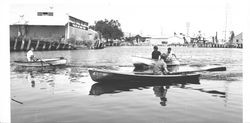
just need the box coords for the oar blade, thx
[206,67,226,71]
[169,66,227,74]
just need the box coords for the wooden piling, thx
[35,40,40,50]
[68,44,71,50]
[56,43,60,50]
[20,39,25,51]
[13,38,18,51]
[26,39,31,51]
[66,44,69,50]
[48,42,52,50]
[42,42,46,50]
[62,44,66,50]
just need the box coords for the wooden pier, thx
[10,37,76,51]
[195,43,243,48]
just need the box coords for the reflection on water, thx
[185,87,226,98]
[89,79,199,96]
[153,86,169,106]
[88,78,229,107]
[27,72,35,88]
[25,71,56,90]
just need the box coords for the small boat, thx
[14,57,67,67]
[88,68,200,83]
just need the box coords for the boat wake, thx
[200,72,242,81]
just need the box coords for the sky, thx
[9,0,245,39]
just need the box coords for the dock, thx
[10,37,76,51]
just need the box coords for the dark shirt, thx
[152,51,161,60]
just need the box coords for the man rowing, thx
[152,55,169,75]
[26,47,37,62]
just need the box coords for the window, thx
[37,12,53,16]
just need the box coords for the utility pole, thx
[224,3,229,42]
[161,26,163,36]
[186,22,190,37]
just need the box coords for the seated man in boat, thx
[26,47,36,62]
[163,47,177,63]
[153,55,168,75]
[151,46,161,60]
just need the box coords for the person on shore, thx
[26,47,35,62]
[151,46,161,60]
[152,55,168,75]
[164,47,177,62]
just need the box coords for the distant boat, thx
[14,57,67,67]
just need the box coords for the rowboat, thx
[88,68,200,83]
[14,57,67,67]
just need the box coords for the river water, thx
[10,46,242,123]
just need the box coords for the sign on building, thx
[68,16,88,30]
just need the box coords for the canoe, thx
[14,57,67,67]
[88,68,200,83]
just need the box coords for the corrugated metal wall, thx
[10,24,99,44]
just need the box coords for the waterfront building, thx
[233,32,243,47]
[224,32,243,48]
[10,6,99,50]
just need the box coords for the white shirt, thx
[166,52,174,60]
[27,50,34,61]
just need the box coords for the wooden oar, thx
[169,67,226,74]
[134,67,226,75]
[132,55,154,60]
[11,98,23,104]
[37,58,53,66]
[67,64,134,68]
[132,55,187,66]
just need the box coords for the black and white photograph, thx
[1,0,249,123]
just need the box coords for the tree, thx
[90,19,124,42]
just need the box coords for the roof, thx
[12,12,68,26]
[10,6,89,26]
